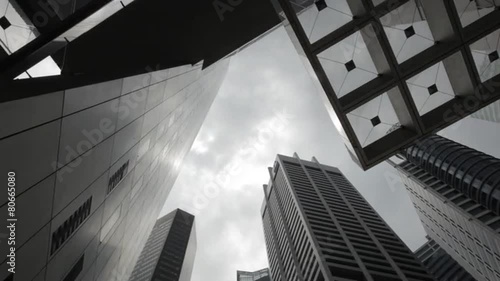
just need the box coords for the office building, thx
[129,209,196,281]
[237,268,271,281]
[402,134,500,215]
[261,154,433,281]
[472,100,500,123]
[270,0,500,169]
[393,155,500,281]
[0,58,227,281]
[415,237,476,281]
[0,1,281,281]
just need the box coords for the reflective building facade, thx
[237,268,271,281]
[129,209,196,281]
[0,0,281,280]
[270,0,500,169]
[394,158,500,281]
[415,237,476,281]
[0,60,228,281]
[261,154,433,281]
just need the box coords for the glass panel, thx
[407,61,455,115]
[318,30,379,98]
[381,0,435,63]
[453,0,500,27]
[347,91,399,147]
[470,28,500,82]
[25,56,61,78]
[296,0,353,43]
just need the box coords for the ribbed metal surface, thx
[404,134,500,215]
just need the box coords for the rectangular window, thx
[107,160,130,194]
[51,197,92,255]
[63,255,84,281]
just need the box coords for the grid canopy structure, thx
[273,0,500,169]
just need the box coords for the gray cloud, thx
[161,27,429,281]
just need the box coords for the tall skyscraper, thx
[415,237,476,281]
[270,0,500,169]
[0,59,227,281]
[237,268,271,281]
[261,154,433,281]
[392,151,500,281]
[402,134,500,215]
[129,209,196,281]
[0,1,281,281]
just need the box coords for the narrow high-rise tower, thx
[129,209,196,281]
[261,154,434,281]
[391,136,500,281]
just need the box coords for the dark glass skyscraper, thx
[261,154,433,281]
[129,209,196,281]
[415,237,476,281]
[237,268,271,281]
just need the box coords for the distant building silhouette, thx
[129,209,196,281]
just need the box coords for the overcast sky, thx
[159,27,500,281]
